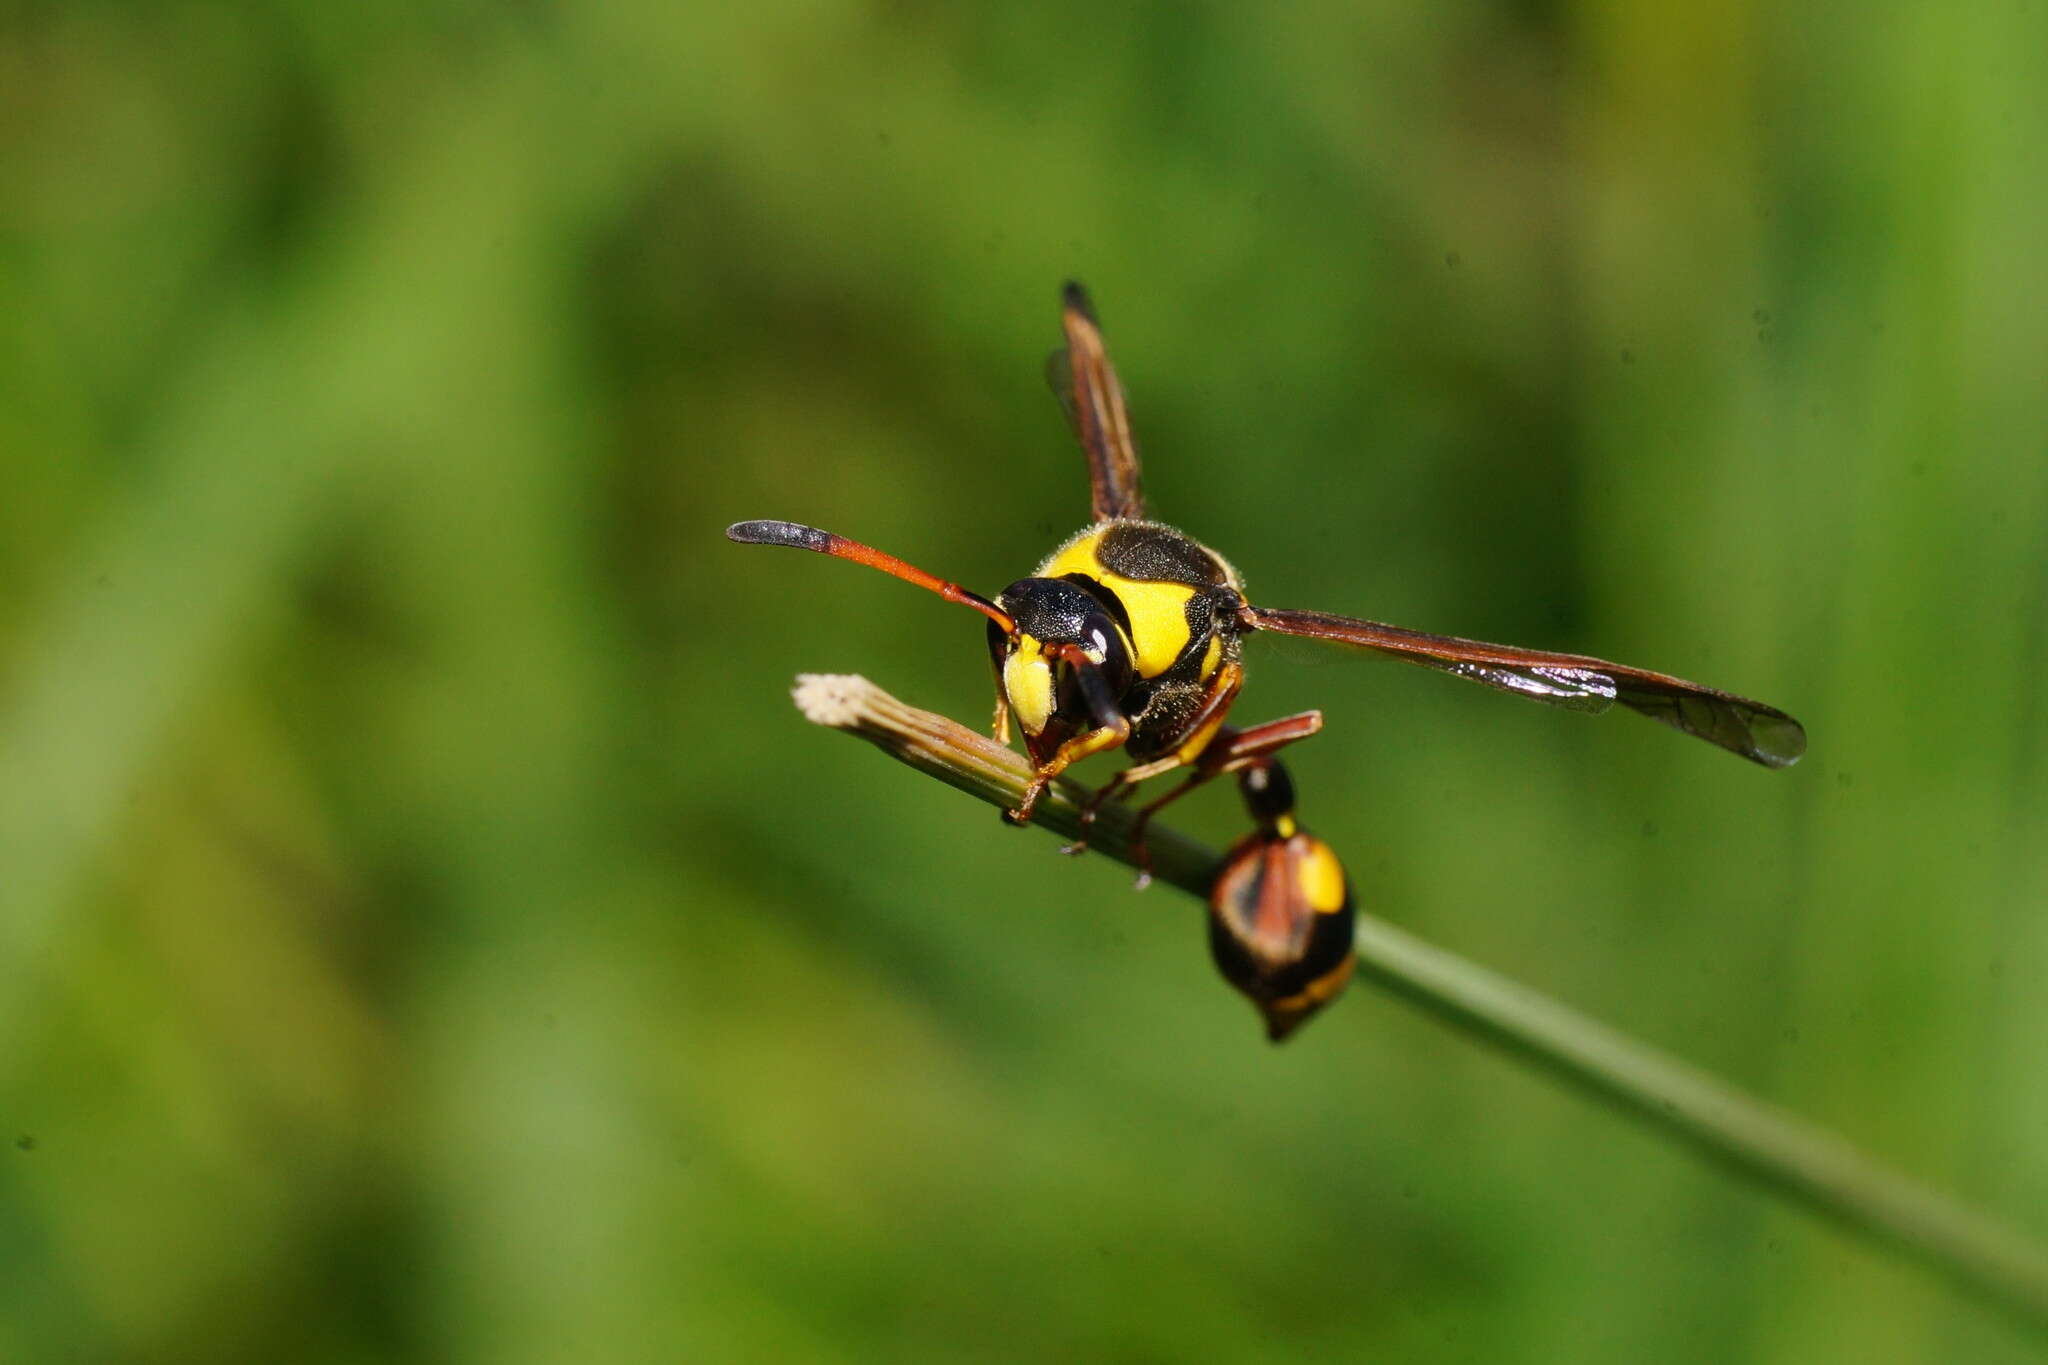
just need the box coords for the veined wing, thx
[1239,604,1805,769]
[1047,281,1146,522]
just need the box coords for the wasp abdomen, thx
[1207,760,1357,1041]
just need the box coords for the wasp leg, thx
[1121,711,1323,887]
[1061,771,1130,856]
[1060,660,1250,858]
[1201,711,1324,777]
[1007,717,1130,825]
[1060,754,1195,857]
[1060,759,1179,857]
[1004,643,1131,826]
[986,624,1013,746]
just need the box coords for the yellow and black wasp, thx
[729,284,1805,1040]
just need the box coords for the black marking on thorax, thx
[1097,522,1233,590]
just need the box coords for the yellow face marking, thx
[1199,632,1223,682]
[1002,636,1055,736]
[1295,838,1348,914]
[1037,527,1195,679]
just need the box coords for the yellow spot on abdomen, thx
[1295,839,1349,914]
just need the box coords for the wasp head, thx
[989,577,1134,755]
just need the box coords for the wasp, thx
[729,284,1805,1040]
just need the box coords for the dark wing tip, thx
[1061,280,1097,321]
[1642,690,1807,769]
[726,519,829,552]
[1748,710,1808,768]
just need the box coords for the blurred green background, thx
[5,2,2047,1361]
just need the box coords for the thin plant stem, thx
[792,672,2048,1335]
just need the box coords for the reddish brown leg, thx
[1124,711,1323,887]
[1006,715,1130,825]
[1060,770,1133,856]
[1060,661,1248,858]
[1003,642,1131,826]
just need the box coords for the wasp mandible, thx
[729,284,1805,1039]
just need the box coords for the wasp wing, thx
[1239,605,1806,769]
[1047,281,1146,522]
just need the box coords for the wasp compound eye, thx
[997,577,1110,647]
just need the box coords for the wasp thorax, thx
[989,577,1134,738]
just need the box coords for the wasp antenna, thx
[726,519,837,552]
[726,519,1015,635]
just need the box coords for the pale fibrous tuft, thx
[792,673,871,729]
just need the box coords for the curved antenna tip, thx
[727,520,828,551]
